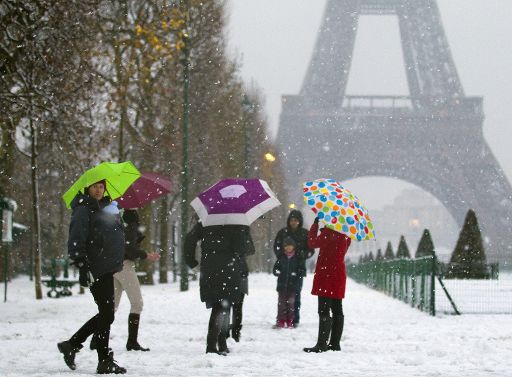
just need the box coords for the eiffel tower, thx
[276,0,512,264]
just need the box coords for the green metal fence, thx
[347,256,436,315]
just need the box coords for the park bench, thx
[42,258,79,298]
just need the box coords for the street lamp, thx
[1,198,15,302]
[179,0,191,292]
[264,153,276,162]
[264,152,276,273]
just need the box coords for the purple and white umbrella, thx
[190,178,281,226]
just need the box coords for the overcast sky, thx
[226,0,512,209]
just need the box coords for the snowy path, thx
[2,274,512,376]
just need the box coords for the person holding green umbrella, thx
[58,162,139,374]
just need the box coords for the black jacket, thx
[67,193,125,279]
[273,210,314,277]
[185,223,255,304]
[273,254,302,292]
[123,222,147,261]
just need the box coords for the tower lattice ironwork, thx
[277,0,512,263]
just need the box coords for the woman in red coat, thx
[304,217,351,353]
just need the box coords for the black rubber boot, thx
[206,325,223,355]
[96,351,127,374]
[126,313,150,351]
[231,299,243,342]
[206,305,228,356]
[217,334,230,354]
[57,340,83,370]
[231,325,242,342]
[90,333,97,350]
[217,306,231,353]
[328,314,344,351]
[303,316,332,353]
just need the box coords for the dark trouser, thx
[231,295,244,330]
[70,273,115,361]
[318,296,343,317]
[294,277,304,324]
[207,300,231,351]
[277,290,295,323]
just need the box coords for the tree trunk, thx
[159,195,169,283]
[30,116,43,300]
[138,204,154,285]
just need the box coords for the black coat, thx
[123,222,147,261]
[273,254,301,292]
[185,223,255,305]
[273,210,314,277]
[67,193,125,279]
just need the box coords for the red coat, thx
[308,223,351,299]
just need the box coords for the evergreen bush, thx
[384,241,394,260]
[396,235,411,259]
[447,209,489,279]
[415,229,435,258]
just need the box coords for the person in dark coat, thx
[90,209,160,352]
[273,209,314,327]
[272,237,302,328]
[185,222,254,356]
[303,217,352,353]
[57,180,127,374]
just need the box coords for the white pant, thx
[114,260,144,314]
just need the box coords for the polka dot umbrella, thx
[303,178,376,241]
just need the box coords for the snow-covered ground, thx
[2,274,512,376]
[437,272,512,314]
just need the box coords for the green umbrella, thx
[63,161,141,208]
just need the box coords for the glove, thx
[78,268,94,288]
[314,217,320,224]
[70,256,87,269]
[71,257,91,288]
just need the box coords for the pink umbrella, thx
[118,172,171,209]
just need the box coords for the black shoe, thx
[126,341,150,352]
[303,344,329,353]
[206,346,227,356]
[293,322,300,328]
[57,340,82,370]
[328,344,341,351]
[97,353,127,374]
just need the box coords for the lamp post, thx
[179,0,191,292]
[264,152,276,273]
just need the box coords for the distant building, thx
[350,188,459,263]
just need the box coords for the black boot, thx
[231,299,243,342]
[303,316,332,353]
[217,334,230,354]
[206,325,224,355]
[231,325,242,342]
[206,304,227,356]
[90,333,97,350]
[328,314,344,351]
[57,340,83,370]
[96,351,127,374]
[126,313,150,351]
[217,305,231,353]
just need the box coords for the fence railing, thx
[347,256,436,315]
[348,256,512,315]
